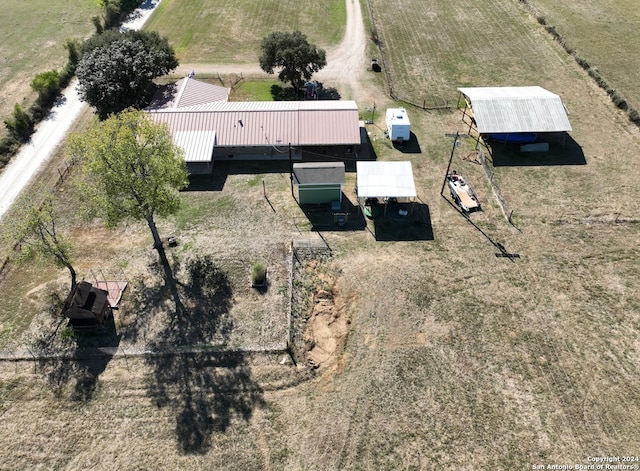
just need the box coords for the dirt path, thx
[176,0,376,103]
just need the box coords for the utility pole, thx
[441,132,469,195]
[289,143,294,197]
[441,132,459,195]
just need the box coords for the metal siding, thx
[298,185,341,204]
[149,105,361,147]
[174,130,216,162]
[299,110,360,145]
[293,162,345,184]
[177,78,229,108]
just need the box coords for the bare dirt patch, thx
[303,273,349,371]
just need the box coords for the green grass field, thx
[144,0,346,63]
[0,0,99,131]
[528,0,640,112]
[1,0,640,469]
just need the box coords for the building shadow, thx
[487,133,586,166]
[299,195,367,231]
[392,132,422,154]
[372,202,434,241]
[35,315,121,402]
[183,161,291,192]
[184,172,227,192]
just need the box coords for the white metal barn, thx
[385,108,411,142]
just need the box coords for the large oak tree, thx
[69,110,188,261]
[259,30,326,92]
[76,30,178,119]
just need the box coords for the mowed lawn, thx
[1,0,640,470]
[529,0,640,112]
[144,0,346,63]
[0,0,99,130]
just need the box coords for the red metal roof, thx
[147,77,230,110]
[148,101,361,147]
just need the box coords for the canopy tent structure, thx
[356,161,417,216]
[457,86,572,146]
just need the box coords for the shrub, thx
[64,38,82,75]
[629,109,640,126]
[576,56,590,70]
[31,70,61,106]
[251,263,267,286]
[610,91,628,110]
[4,104,33,143]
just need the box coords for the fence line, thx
[480,150,514,223]
[365,0,453,112]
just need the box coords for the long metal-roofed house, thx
[147,77,363,174]
[457,86,572,150]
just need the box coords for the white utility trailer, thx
[386,108,411,142]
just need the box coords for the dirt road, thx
[0,0,161,220]
[176,0,373,102]
[0,0,373,220]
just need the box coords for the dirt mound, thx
[303,287,348,370]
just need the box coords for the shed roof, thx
[293,162,345,185]
[356,161,416,199]
[457,86,572,133]
[174,130,216,162]
[149,101,361,147]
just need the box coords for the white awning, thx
[356,161,417,199]
[174,130,216,162]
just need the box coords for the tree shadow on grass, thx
[35,315,120,402]
[270,84,297,101]
[135,254,264,454]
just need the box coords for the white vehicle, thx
[447,171,481,212]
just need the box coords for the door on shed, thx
[298,184,342,204]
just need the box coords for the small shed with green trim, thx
[293,162,345,205]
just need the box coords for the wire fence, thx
[480,149,514,223]
[364,0,454,112]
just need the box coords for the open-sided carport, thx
[356,161,417,216]
[457,86,572,149]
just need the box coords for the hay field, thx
[144,0,346,63]
[0,0,98,136]
[1,0,640,469]
[527,0,640,113]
